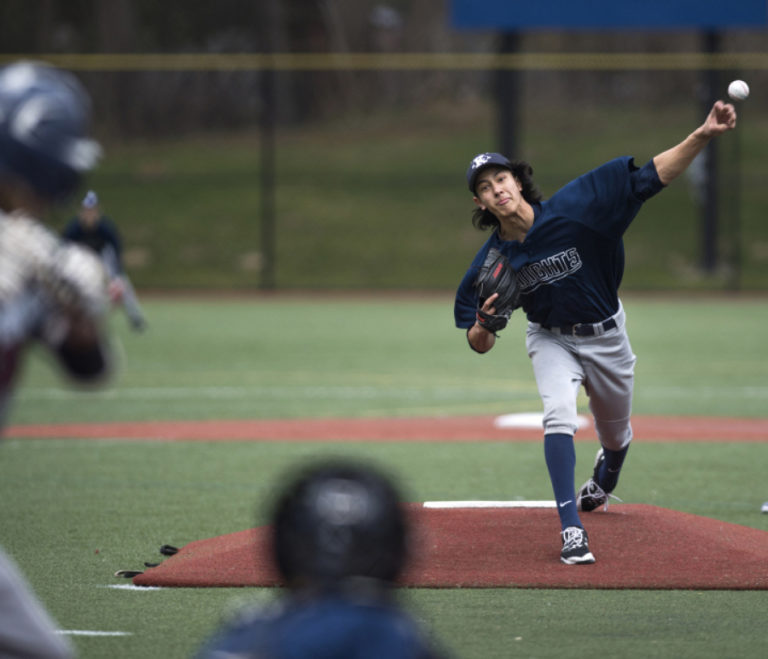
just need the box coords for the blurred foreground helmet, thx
[272,462,408,587]
[0,61,101,201]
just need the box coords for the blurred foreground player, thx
[0,61,111,424]
[0,547,73,659]
[455,101,737,565]
[0,60,111,658]
[196,461,447,659]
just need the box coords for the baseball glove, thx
[474,247,521,334]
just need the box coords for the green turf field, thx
[2,296,767,658]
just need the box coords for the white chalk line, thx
[58,630,132,636]
[102,584,163,591]
[56,585,165,637]
[22,379,765,405]
[424,500,556,508]
[14,384,537,402]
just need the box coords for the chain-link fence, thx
[3,23,767,292]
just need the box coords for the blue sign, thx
[451,0,768,30]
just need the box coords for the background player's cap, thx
[466,152,513,193]
[82,190,98,208]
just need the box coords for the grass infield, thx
[1,296,767,658]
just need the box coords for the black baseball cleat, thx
[577,448,622,512]
[560,526,595,565]
[577,478,609,512]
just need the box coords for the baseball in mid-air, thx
[727,80,750,101]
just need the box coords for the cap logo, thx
[66,139,102,171]
[82,190,99,207]
[314,479,370,525]
[10,95,49,143]
[471,153,493,171]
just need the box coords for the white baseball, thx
[728,80,749,101]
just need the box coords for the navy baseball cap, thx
[466,152,513,193]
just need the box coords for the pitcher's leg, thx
[544,433,581,529]
[580,322,636,505]
[527,327,587,533]
[527,327,585,438]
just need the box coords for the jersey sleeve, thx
[102,219,122,250]
[61,219,80,242]
[454,240,497,329]
[629,157,664,201]
[454,267,478,329]
[553,156,664,239]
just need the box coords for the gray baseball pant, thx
[525,302,635,450]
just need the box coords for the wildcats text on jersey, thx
[517,247,582,292]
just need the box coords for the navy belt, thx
[543,317,617,337]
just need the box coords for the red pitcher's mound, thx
[133,504,768,590]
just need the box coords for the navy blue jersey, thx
[454,157,664,328]
[196,592,444,659]
[62,216,123,272]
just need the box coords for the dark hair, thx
[471,159,543,231]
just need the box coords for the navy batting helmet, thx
[0,61,101,201]
[271,461,408,587]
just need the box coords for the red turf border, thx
[6,415,768,442]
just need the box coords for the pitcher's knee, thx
[594,418,632,451]
[543,406,581,437]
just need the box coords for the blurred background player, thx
[196,460,448,659]
[62,189,146,331]
[0,59,112,657]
